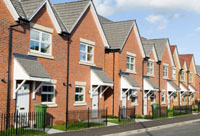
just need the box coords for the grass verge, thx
[108,120,135,125]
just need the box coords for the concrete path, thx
[47,114,200,136]
[45,128,65,134]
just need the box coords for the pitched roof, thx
[11,0,43,19]
[91,67,113,85]
[168,80,180,90]
[53,0,90,32]
[144,76,159,89]
[142,38,168,60]
[13,53,50,79]
[98,15,113,23]
[142,41,154,57]
[179,54,193,69]
[101,20,134,49]
[196,65,200,76]
[120,72,140,88]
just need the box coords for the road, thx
[129,121,200,136]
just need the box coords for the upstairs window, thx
[126,55,135,72]
[147,61,154,76]
[30,29,51,55]
[189,72,193,83]
[181,71,185,82]
[80,43,94,63]
[172,67,176,80]
[163,65,168,78]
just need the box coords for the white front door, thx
[122,95,126,118]
[16,84,30,114]
[144,90,148,115]
[16,84,30,127]
[168,92,170,109]
[92,92,98,118]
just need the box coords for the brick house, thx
[142,38,176,113]
[179,54,197,105]
[100,18,146,116]
[195,65,200,102]
[1,0,113,123]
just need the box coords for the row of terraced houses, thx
[1,0,200,124]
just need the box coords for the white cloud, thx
[145,14,163,24]
[195,27,200,32]
[94,0,200,16]
[158,20,169,30]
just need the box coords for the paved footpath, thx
[47,114,200,136]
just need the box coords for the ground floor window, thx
[75,86,85,103]
[131,96,137,104]
[173,93,177,102]
[162,91,165,104]
[150,91,155,103]
[41,84,55,104]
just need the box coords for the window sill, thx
[28,51,54,60]
[147,74,155,77]
[74,102,87,106]
[151,102,156,105]
[126,70,137,74]
[131,103,138,106]
[162,102,166,105]
[79,61,96,66]
[163,77,169,80]
[42,103,58,108]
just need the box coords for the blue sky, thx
[51,0,200,65]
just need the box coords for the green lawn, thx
[108,120,135,125]
[50,121,105,131]
[0,128,46,136]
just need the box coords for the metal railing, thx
[173,105,192,116]
[0,111,50,136]
[118,107,136,123]
[152,106,168,119]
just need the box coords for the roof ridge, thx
[53,0,90,5]
[103,19,135,24]
[148,38,168,41]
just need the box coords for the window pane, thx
[47,94,53,102]
[42,86,48,92]
[42,33,50,42]
[130,64,134,70]
[80,44,86,51]
[127,63,130,70]
[88,46,93,53]
[31,30,39,41]
[41,43,50,54]
[42,94,47,102]
[127,57,130,63]
[80,52,86,61]
[131,57,134,63]
[87,54,93,62]
[76,87,83,93]
[30,40,39,51]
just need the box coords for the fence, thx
[0,112,50,136]
[192,104,200,113]
[118,107,135,123]
[152,106,168,119]
[173,105,192,116]
[67,108,107,129]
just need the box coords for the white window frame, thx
[162,91,165,104]
[163,64,168,78]
[172,67,176,80]
[75,86,85,104]
[126,55,136,73]
[41,84,55,104]
[189,72,193,83]
[80,43,94,64]
[149,92,155,104]
[181,71,185,82]
[147,60,154,76]
[30,28,52,55]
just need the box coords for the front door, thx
[122,91,126,118]
[92,92,98,118]
[144,90,148,115]
[16,84,30,126]
[168,92,170,109]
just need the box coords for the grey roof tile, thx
[91,67,113,85]
[13,53,50,79]
[142,39,168,60]
[101,20,134,49]
[120,72,140,88]
[53,0,90,32]
[11,0,26,18]
[144,76,159,89]
[168,80,180,90]
[98,15,112,23]
[142,43,154,57]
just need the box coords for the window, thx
[126,55,135,72]
[150,91,155,103]
[147,61,154,75]
[131,97,137,104]
[30,29,51,55]
[163,65,168,78]
[80,43,94,63]
[162,91,165,103]
[75,86,85,103]
[41,85,55,104]
[189,72,193,83]
[181,71,185,82]
[173,93,177,102]
[172,68,176,80]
